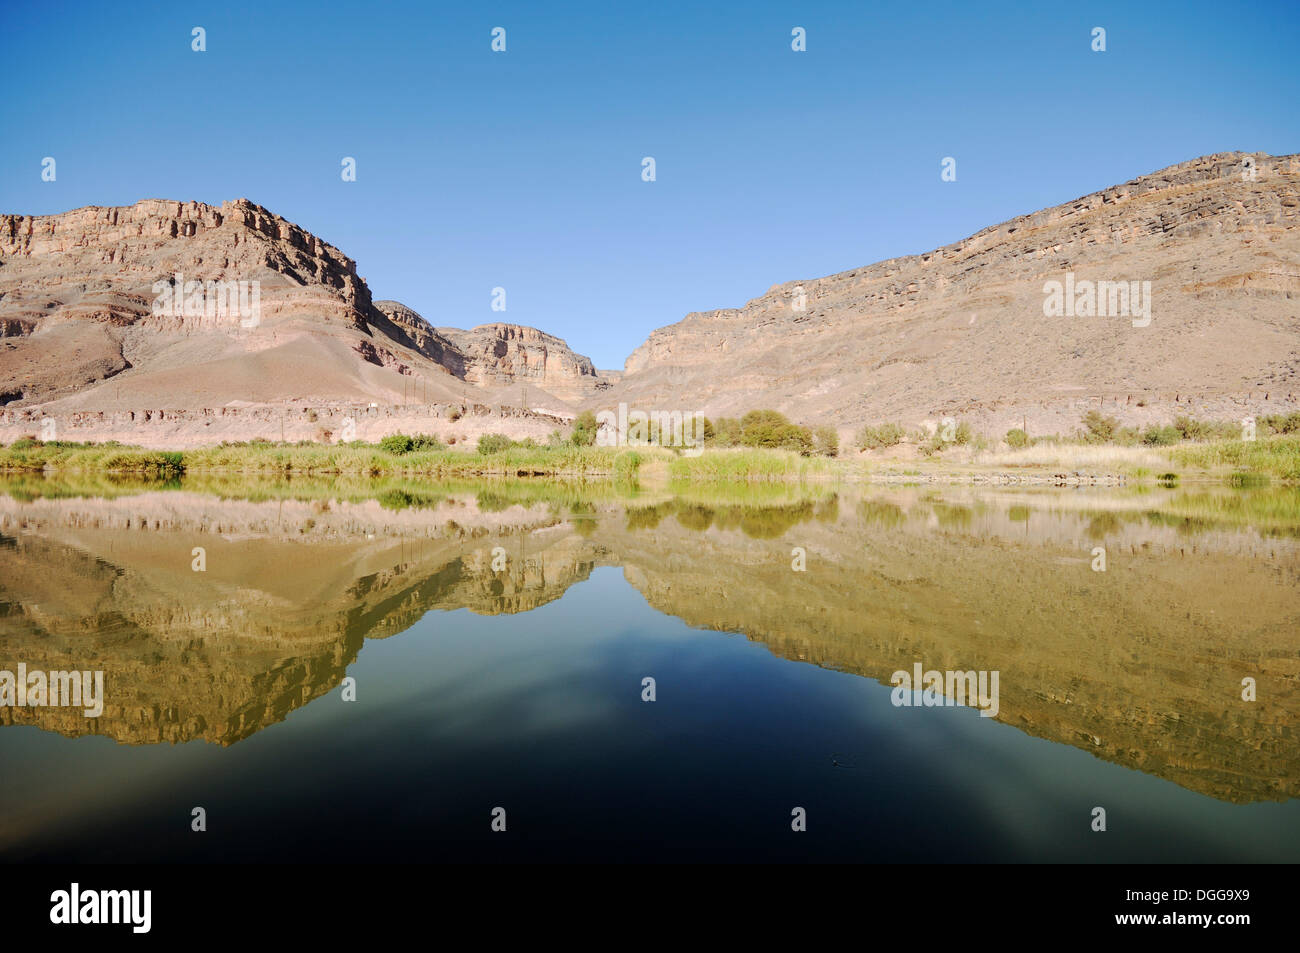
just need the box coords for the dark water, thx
[1,477,1297,862]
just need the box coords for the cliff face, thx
[0,201,606,425]
[437,322,610,399]
[602,152,1300,434]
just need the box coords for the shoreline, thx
[0,435,1296,486]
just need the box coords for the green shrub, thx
[1142,425,1181,446]
[477,433,514,455]
[813,426,839,457]
[1113,426,1142,447]
[380,434,415,454]
[710,417,742,447]
[1262,412,1300,435]
[571,410,598,447]
[854,422,905,451]
[1005,428,1030,448]
[739,409,793,448]
[777,424,815,456]
[1081,410,1118,443]
[409,433,444,451]
[1174,416,1239,441]
[10,436,40,450]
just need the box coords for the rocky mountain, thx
[0,199,606,443]
[373,302,610,403]
[5,152,1298,446]
[595,151,1300,436]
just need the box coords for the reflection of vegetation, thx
[727,502,815,539]
[569,502,599,537]
[932,503,973,530]
[626,502,676,530]
[857,500,905,529]
[814,494,840,523]
[1087,512,1122,539]
[4,472,1297,542]
[674,503,714,532]
[377,489,444,511]
[628,498,821,539]
[1141,488,1300,539]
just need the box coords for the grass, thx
[668,447,839,482]
[1166,434,1300,482]
[3,432,1298,485]
[0,440,640,479]
[974,442,1170,473]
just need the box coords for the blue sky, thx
[2,0,1297,368]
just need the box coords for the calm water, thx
[1,475,1297,862]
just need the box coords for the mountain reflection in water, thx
[0,475,1296,861]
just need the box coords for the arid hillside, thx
[3,152,1298,447]
[0,199,605,445]
[594,152,1300,437]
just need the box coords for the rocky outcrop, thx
[436,321,609,399]
[602,152,1300,434]
[0,201,609,432]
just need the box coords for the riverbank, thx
[0,435,1297,484]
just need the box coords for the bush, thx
[952,421,973,445]
[477,433,514,455]
[10,436,40,450]
[1005,428,1030,448]
[410,433,444,451]
[1142,425,1181,446]
[854,422,905,451]
[547,429,568,448]
[571,410,598,446]
[1174,416,1239,441]
[776,424,815,456]
[813,426,839,457]
[380,434,415,454]
[739,409,793,448]
[917,434,944,456]
[1081,411,1118,443]
[710,417,742,447]
[1262,412,1300,435]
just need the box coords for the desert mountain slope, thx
[0,200,605,432]
[595,152,1300,435]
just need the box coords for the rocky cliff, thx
[0,200,606,438]
[600,152,1300,435]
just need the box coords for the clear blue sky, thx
[3,0,1297,369]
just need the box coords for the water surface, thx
[1,476,1296,861]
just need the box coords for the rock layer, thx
[598,152,1300,435]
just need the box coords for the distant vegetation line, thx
[0,410,1297,482]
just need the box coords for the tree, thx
[571,410,598,446]
[814,426,839,457]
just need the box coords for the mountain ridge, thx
[3,151,1297,447]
